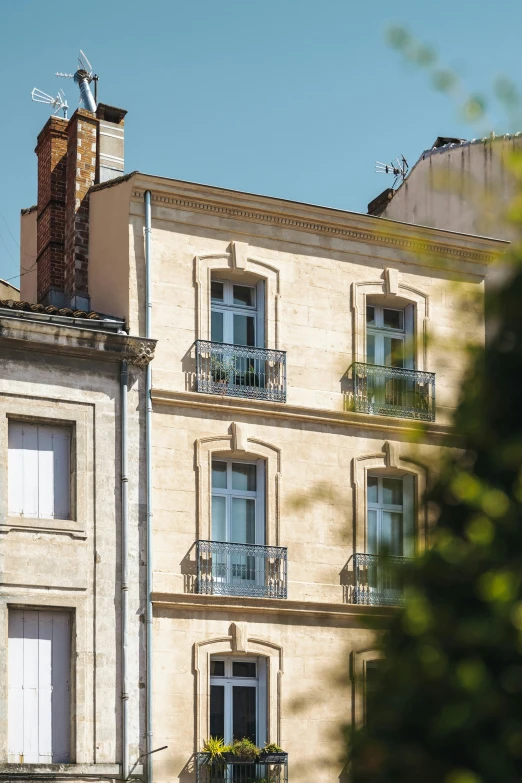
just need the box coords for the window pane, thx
[381,511,403,556]
[366,305,375,325]
[210,685,225,739]
[382,478,403,506]
[232,686,257,742]
[211,281,224,302]
[231,498,256,544]
[384,336,404,368]
[383,308,404,330]
[367,476,378,504]
[210,660,225,677]
[211,310,224,343]
[233,661,257,678]
[366,333,376,364]
[232,463,256,492]
[212,461,227,489]
[367,509,378,555]
[233,314,255,347]
[212,496,227,541]
[233,285,255,307]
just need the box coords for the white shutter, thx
[8,422,25,516]
[257,657,267,747]
[8,609,70,764]
[8,422,71,520]
[51,613,71,762]
[402,474,415,558]
[256,460,266,545]
[256,280,265,348]
[404,304,415,369]
[8,610,25,761]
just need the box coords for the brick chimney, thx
[35,117,68,306]
[64,109,97,311]
[34,104,126,310]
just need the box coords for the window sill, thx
[0,763,124,776]
[0,516,86,539]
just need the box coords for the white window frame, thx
[8,608,71,764]
[211,279,265,347]
[366,303,415,369]
[8,420,72,521]
[366,473,415,558]
[211,458,266,546]
[209,656,267,746]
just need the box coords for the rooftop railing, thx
[196,540,288,599]
[196,753,288,783]
[352,552,410,606]
[351,362,435,421]
[195,340,286,402]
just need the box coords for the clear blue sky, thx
[1,0,521,285]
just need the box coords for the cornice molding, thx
[151,388,457,444]
[151,591,396,623]
[130,183,505,267]
[0,314,156,366]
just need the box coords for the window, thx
[212,459,265,546]
[367,474,414,556]
[211,279,264,347]
[366,303,414,368]
[210,657,267,745]
[8,421,71,520]
[8,609,71,763]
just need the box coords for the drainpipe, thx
[144,190,153,783]
[121,359,129,780]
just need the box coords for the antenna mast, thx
[56,50,98,113]
[375,155,409,188]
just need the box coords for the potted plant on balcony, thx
[229,738,261,762]
[234,364,261,389]
[210,357,233,393]
[201,736,231,764]
[258,741,287,763]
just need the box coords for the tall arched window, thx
[210,656,267,745]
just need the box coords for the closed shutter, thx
[8,609,70,763]
[8,422,70,520]
[256,280,265,348]
[404,304,415,369]
[402,474,415,558]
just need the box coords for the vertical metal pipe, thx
[144,190,153,783]
[121,359,129,780]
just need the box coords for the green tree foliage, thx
[350,166,522,782]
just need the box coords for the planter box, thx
[258,752,288,763]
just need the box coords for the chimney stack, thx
[34,103,127,310]
[35,117,68,306]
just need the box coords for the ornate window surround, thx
[195,423,282,545]
[194,624,283,750]
[351,273,430,370]
[194,241,282,349]
[351,442,428,556]
[351,647,384,729]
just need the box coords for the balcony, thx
[351,362,435,421]
[195,341,286,402]
[196,540,288,599]
[196,753,288,783]
[352,553,409,606]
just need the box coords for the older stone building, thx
[7,98,506,783]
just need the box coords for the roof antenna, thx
[375,155,409,188]
[56,49,98,112]
[31,87,69,119]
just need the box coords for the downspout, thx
[121,359,129,780]
[144,190,153,783]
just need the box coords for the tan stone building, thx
[8,100,505,783]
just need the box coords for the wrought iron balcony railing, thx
[196,540,288,599]
[195,340,286,402]
[351,362,435,421]
[196,753,288,783]
[352,553,410,606]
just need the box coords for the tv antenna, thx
[375,155,409,188]
[56,49,98,112]
[31,87,69,119]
